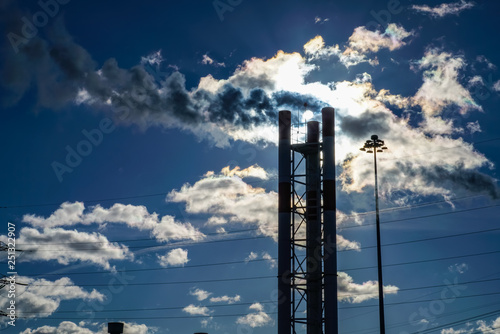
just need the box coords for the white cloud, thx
[249,302,264,311]
[167,166,278,239]
[337,234,361,251]
[220,164,270,179]
[412,0,475,18]
[209,294,241,304]
[493,80,500,92]
[448,262,469,274]
[468,75,484,86]
[157,248,189,267]
[118,323,153,334]
[441,315,500,334]
[245,251,258,262]
[183,304,212,316]
[419,116,457,135]
[152,215,205,242]
[337,272,399,303]
[141,50,163,66]
[304,24,413,67]
[21,321,155,334]
[22,202,205,243]
[466,121,481,134]
[3,276,104,322]
[190,288,212,301]
[475,55,496,70]
[20,321,94,334]
[314,16,329,24]
[201,54,225,67]
[244,251,276,268]
[262,252,277,268]
[15,227,131,269]
[303,35,342,61]
[334,77,497,201]
[337,210,365,227]
[236,303,273,328]
[23,201,85,227]
[206,216,228,226]
[412,48,481,116]
[346,23,413,54]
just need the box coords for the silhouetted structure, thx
[278,107,338,334]
[360,135,388,334]
[108,322,124,334]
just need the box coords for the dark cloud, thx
[1,16,330,141]
[202,85,277,129]
[273,90,326,113]
[395,162,499,199]
[230,72,275,91]
[1,6,334,145]
[339,110,392,139]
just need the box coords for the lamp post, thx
[360,134,387,334]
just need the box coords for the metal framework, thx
[278,108,337,334]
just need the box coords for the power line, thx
[408,309,500,334]
[13,285,500,316]
[14,235,269,253]
[359,136,500,166]
[339,270,500,326]
[19,301,277,315]
[14,227,261,246]
[347,300,500,334]
[2,134,499,211]
[16,246,500,276]
[25,224,500,276]
[31,275,275,287]
[17,311,279,320]
[339,226,500,252]
[340,193,489,220]
[0,176,277,209]
[339,291,500,310]
[394,277,500,293]
[340,249,500,272]
[0,192,169,209]
[12,202,500,250]
[25,245,500,284]
[340,202,500,230]
[17,278,500,315]
[26,257,277,276]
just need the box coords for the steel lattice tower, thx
[278,107,338,334]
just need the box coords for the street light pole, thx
[360,134,387,334]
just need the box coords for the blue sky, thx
[1,0,500,333]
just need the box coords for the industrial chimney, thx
[278,107,338,334]
[108,322,124,334]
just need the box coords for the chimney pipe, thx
[108,322,124,334]
[278,110,292,334]
[305,120,322,334]
[322,107,338,334]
